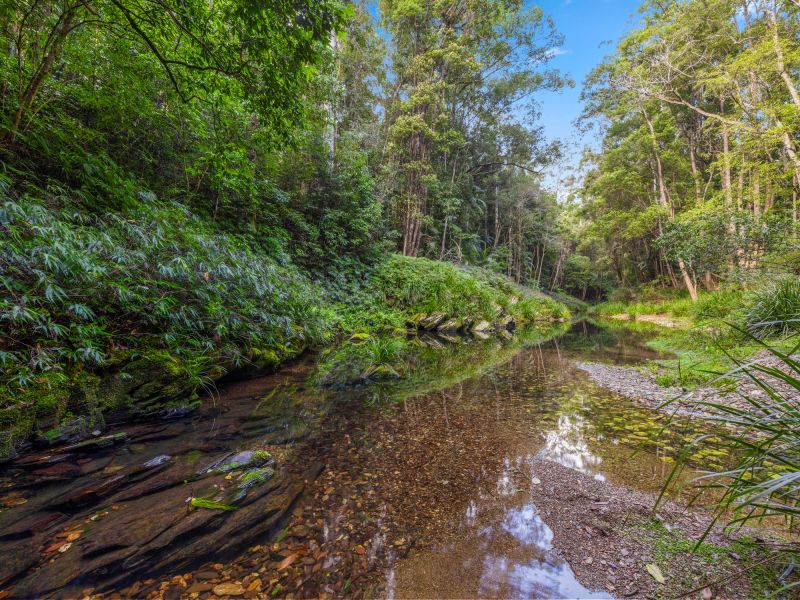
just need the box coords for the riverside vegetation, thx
[2,0,800,597]
[0,0,570,460]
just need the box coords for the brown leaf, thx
[354,545,366,555]
[277,553,298,571]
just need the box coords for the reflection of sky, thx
[478,503,611,599]
[538,413,606,481]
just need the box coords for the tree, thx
[0,0,347,144]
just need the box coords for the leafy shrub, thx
[744,278,800,337]
[0,190,329,394]
[370,254,568,322]
[691,289,744,322]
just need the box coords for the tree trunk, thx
[642,106,698,301]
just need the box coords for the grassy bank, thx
[0,195,568,460]
[593,285,799,388]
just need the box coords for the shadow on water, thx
[0,320,721,598]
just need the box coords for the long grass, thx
[745,278,800,337]
[658,328,800,594]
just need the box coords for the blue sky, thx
[532,0,644,191]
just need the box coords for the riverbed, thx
[0,322,755,598]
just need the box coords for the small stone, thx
[195,570,220,580]
[213,582,245,596]
[292,525,309,537]
[187,583,213,594]
[246,579,262,593]
[620,548,629,556]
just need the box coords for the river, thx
[0,321,729,599]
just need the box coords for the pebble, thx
[195,570,220,581]
[212,582,245,596]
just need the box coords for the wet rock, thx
[419,313,446,331]
[470,320,492,334]
[99,357,200,421]
[229,467,275,504]
[0,511,66,542]
[35,414,106,449]
[495,315,515,331]
[437,318,462,333]
[205,450,273,475]
[213,582,245,596]
[144,454,172,468]
[188,581,214,593]
[59,431,128,453]
[195,570,221,581]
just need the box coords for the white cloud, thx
[546,47,570,58]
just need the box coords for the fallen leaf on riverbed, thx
[646,563,665,583]
[354,545,366,555]
[277,553,298,570]
[0,493,27,508]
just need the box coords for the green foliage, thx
[0,189,328,394]
[2,0,348,144]
[371,254,567,322]
[190,498,237,511]
[659,337,800,592]
[745,278,800,337]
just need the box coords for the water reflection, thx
[386,322,724,598]
[475,478,611,599]
[538,413,605,481]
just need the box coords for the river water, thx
[0,321,722,598]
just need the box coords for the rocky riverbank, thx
[577,349,799,417]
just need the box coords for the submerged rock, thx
[205,450,273,475]
[228,466,276,503]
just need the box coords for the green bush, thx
[744,278,800,336]
[0,190,330,395]
[660,338,800,593]
[370,254,568,322]
[691,289,744,322]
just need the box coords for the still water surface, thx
[0,321,720,598]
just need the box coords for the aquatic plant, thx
[190,498,237,511]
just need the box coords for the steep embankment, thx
[0,198,568,460]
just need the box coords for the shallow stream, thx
[0,321,724,598]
